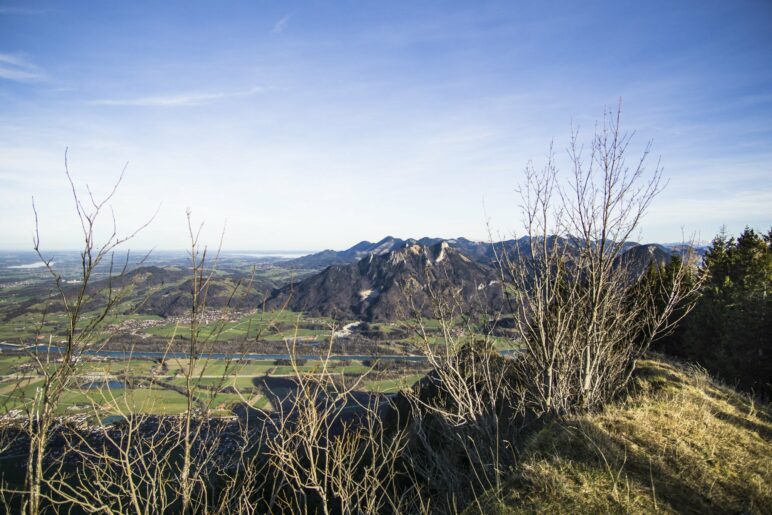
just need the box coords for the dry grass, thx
[470,356,772,514]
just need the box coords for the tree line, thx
[649,227,771,397]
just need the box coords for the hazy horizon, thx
[0,233,724,255]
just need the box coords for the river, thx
[0,342,519,362]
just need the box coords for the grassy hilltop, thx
[472,357,772,514]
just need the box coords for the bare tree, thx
[495,104,702,415]
[7,150,155,515]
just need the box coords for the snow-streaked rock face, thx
[359,288,381,303]
[435,241,449,263]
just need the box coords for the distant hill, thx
[92,266,275,317]
[663,242,710,258]
[268,241,503,321]
[613,243,675,276]
[2,265,275,320]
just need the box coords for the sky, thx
[0,0,770,251]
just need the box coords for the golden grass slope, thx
[471,356,772,514]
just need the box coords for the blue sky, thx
[1,0,770,250]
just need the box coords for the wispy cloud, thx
[90,86,263,107]
[272,13,293,34]
[0,53,45,82]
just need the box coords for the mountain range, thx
[281,235,678,269]
[269,236,681,321]
[281,236,524,269]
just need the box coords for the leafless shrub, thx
[262,334,423,514]
[398,276,525,512]
[494,104,703,416]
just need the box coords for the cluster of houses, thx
[108,308,258,336]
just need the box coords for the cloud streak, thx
[0,53,45,82]
[272,13,293,34]
[90,86,263,107]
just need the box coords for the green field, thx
[0,301,339,342]
[0,354,426,418]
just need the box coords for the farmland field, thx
[0,353,428,419]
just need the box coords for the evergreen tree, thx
[672,226,772,397]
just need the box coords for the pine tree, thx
[675,227,772,397]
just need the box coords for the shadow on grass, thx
[519,419,719,513]
[229,375,396,438]
[702,386,772,440]
[492,359,772,514]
